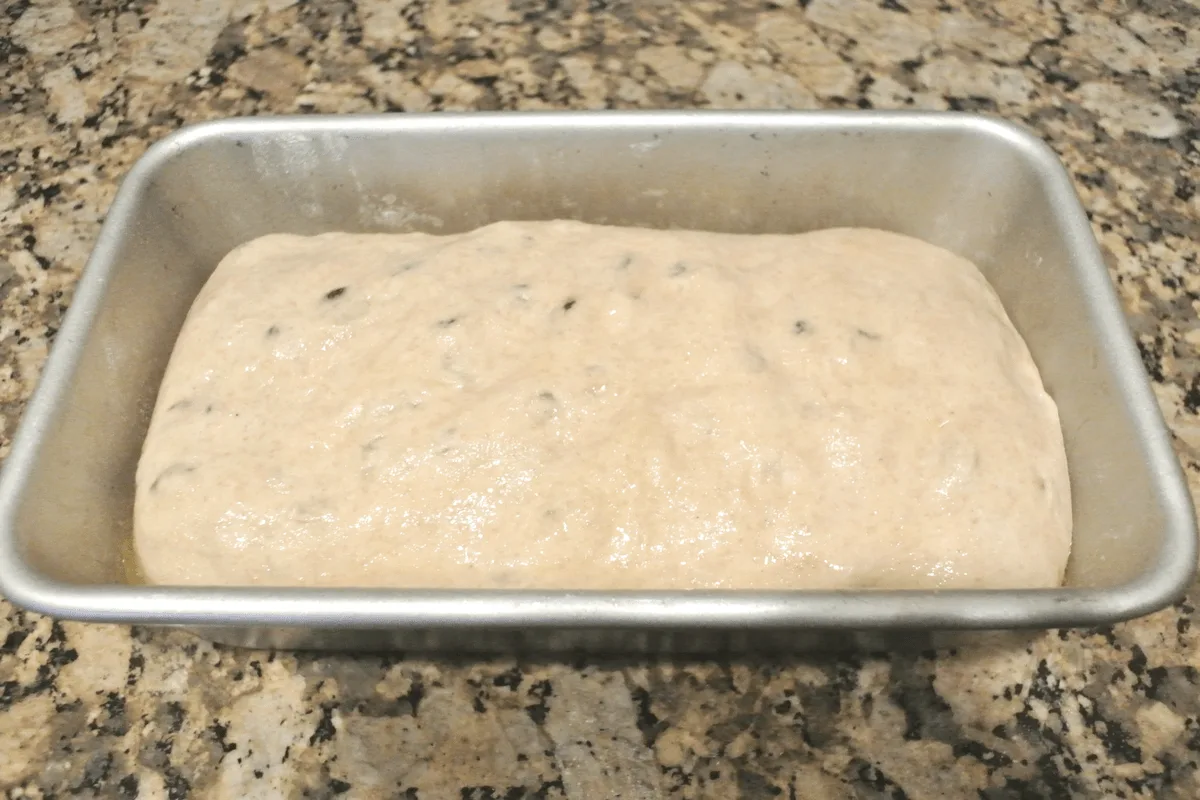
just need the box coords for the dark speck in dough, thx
[324,286,347,300]
[794,320,809,334]
[670,262,688,277]
[150,463,196,493]
[563,298,577,311]
[266,325,280,337]
[437,316,459,328]
[531,391,558,425]
[512,284,531,302]
[745,345,768,372]
[617,254,633,270]
[857,328,882,341]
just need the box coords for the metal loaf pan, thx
[0,111,1194,653]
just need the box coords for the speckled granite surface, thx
[1,0,1199,797]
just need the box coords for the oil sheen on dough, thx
[134,222,1072,590]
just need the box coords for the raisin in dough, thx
[134,221,1072,589]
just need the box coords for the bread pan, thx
[0,111,1193,652]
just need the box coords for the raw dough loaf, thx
[134,221,1072,589]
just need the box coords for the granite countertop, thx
[2,0,1199,797]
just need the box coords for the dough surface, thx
[134,221,1072,589]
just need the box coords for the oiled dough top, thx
[134,221,1071,589]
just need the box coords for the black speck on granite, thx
[2,0,1199,796]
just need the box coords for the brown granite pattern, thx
[2,0,1200,797]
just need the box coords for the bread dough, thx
[134,221,1071,589]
